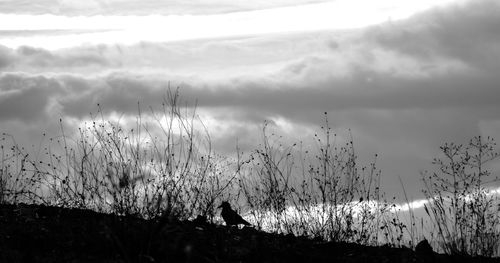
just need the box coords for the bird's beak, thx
[218,204,223,208]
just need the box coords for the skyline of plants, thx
[1,89,499,257]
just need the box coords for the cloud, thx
[1,0,500,199]
[0,29,114,37]
[0,1,497,115]
[366,0,500,72]
[0,46,14,68]
[0,73,63,121]
[0,1,467,50]
[0,45,111,71]
[0,0,499,130]
[2,1,499,81]
[0,0,330,15]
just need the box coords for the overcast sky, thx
[1,0,500,199]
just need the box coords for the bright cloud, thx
[0,0,461,16]
[1,0,462,49]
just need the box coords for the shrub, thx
[422,136,500,256]
[1,89,239,220]
[0,134,41,204]
[241,114,402,245]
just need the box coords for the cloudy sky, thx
[1,0,500,199]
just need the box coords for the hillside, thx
[0,203,497,263]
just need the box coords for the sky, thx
[1,0,500,201]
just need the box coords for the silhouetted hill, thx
[0,203,497,262]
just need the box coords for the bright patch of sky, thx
[1,0,459,50]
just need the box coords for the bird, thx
[415,239,434,262]
[218,201,251,227]
[415,239,433,254]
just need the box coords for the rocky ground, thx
[0,203,498,262]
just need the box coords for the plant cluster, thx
[1,91,499,257]
[422,136,500,257]
[1,89,239,221]
[240,115,400,246]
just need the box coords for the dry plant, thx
[240,121,296,231]
[240,113,404,246]
[2,89,499,258]
[0,134,44,204]
[0,89,240,221]
[422,136,500,256]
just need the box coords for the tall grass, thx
[1,90,499,257]
[0,134,40,204]
[1,89,240,220]
[422,136,500,256]
[240,114,405,246]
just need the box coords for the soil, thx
[0,203,498,262]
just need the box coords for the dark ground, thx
[0,204,498,262]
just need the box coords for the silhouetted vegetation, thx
[422,136,500,256]
[1,89,499,261]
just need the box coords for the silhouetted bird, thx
[218,202,251,226]
[415,239,433,254]
[415,239,434,262]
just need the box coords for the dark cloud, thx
[0,73,62,121]
[17,46,110,68]
[177,72,500,116]
[1,36,309,74]
[2,64,495,135]
[0,46,14,69]
[0,45,111,71]
[366,0,500,72]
